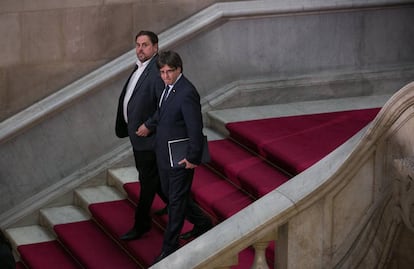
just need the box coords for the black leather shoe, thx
[153,251,168,264]
[179,224,213,240]
[119,227,150,241]
[154,206,168,216]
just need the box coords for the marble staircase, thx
[4,94,390,268]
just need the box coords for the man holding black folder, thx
[144,50,213,263]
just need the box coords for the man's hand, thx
[136,123,151,137]
[178,158,197,169]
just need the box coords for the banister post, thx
[251,232,277,269]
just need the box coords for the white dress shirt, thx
[123,58,151,123]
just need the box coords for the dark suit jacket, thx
[0,231,15,269]
[115,55,164,151]
[151,75,204,170]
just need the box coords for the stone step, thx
[6,225,55,249]
[6,186,125,253]
[107,166,138,196]
[74,185,125,214]
[40,205,90,228]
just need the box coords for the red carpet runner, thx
[16,108,380,268]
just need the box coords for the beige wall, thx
[0,0,236,121]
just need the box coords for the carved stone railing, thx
[393,157,414,233]
[151,82,414,268]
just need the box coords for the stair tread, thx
[235,160,290,197]
[119,181,195,236]
[89,199,165,267]
[40,205,90,227]
[226,108,380,175]
[54,219,139,269]
[207,139,290,195]
[75,185,125,205]
[18,240,81,269]
[108,167,138,185]
[6,225,55,246]
[192,165,254,220]
[88,198,199,266]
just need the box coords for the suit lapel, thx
[133,69,149,93]
[160,76,185,116]
[160,89,172,115]
[130,56,157,98]
[120,64,138,97]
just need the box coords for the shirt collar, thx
[168,73,182,88]
[136,55,154,68]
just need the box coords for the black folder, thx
[168,136,210,168]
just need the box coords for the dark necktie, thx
[163,86,170,102]
[160,85,170,107]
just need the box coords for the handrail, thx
[1,0,411,143]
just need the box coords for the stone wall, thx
[0,0,241,121]
[1,0,413,229]
[177,5,414,105]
